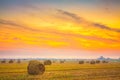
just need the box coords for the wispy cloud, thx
[0,19,118,43]
[13,37,20,40]
[0,19,40,32]
[94,23,120,32]
[56,9,120,33]
[56,9,83,23]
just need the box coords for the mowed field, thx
[0,61,120,80]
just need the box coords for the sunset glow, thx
[0,0,120,58]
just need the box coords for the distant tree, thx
[97,56,106,60]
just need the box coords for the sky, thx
[0,0,120,59]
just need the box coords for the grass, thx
[0,61,120,80]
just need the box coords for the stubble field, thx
[0,61,120,80]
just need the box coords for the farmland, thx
[0,60,120,80]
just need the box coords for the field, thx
[0,61,120,80]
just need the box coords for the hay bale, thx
[90,60,95,64]
[86,61,89,63]
[17,59,21,63]
[102,60,108,63]
[52,60,56,63]
[1,60,6,63]
[27,60,45,75]
[96,60,100,64]
[60,61,64,63]
[79,61,84,64]
[9,59,14,63]
[44,60,52,65]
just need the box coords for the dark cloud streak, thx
[56,9,83,23]
[94,23,120,32]
[56,9,120,33]
[0,19,40,32]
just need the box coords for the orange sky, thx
[0,0,120,58]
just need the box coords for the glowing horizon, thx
[0,0,120,58]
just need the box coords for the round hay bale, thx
[86,61,89,63]
[1,60,6,63]
[52,60,56,63]
[44,60,52,65]
[27,60,45,75]
[79,61,84,64]
[96,60,100,64]
[90,60,95,64]
[60,61,64,63]
[17,59,21,63]
[102,60,108,63]
[9,59,14,63]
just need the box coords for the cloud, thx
[25,4,41,10]
[56,9,120,33]
[0,19,40,32]
[94,23,120,32]
[0,19,118,43]
[56,9,83,23]
[13,37,20,40]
